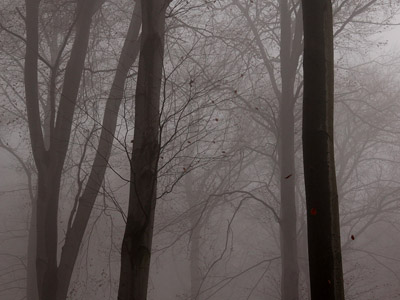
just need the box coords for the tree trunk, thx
[56,4,141,299]
[34,2,96,297]
[189,225,202,300]
[117,1,167,299]
[279,104,298,300]
[27,197,39,300]
[301,0,345,299]
[279,1,303,299]
[184,171,202,300]
[36,169,62,300]
[24,0,141,299]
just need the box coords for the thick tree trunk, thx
[301,0,345,299]
[117,1,167,299]
[36,169,62,300]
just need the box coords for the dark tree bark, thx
[301,0,345,299]
[117,0,168,299]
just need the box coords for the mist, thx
[1,0,400,299]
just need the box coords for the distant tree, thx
[301,0,345,299]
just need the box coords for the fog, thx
[1,0,400,299]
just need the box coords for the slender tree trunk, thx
[279,1,303,299]
[301,0,345,299]
[56,4,141,299]
[279,104,298,300]
[27,197,38,300]
[184,171,202,300]
[189,225,202,300]
[117,1,167,299]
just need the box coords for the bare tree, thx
[22,0,141,298]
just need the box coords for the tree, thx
[22,0,142,298]
[117,0,169,299]
[301,0,345,299]
[25,2,104,299]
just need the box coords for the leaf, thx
[351,235,355,240]
[310,208,317,215]
[284,174,292,179]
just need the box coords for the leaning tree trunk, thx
[56,4,141,299]
[301,0,345,299]
[117,1,168,299]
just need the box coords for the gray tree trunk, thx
[279,1,303,299]
[184,171,202,300]
[301,0,345,299]
[27,196,38,300]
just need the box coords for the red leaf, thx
[284,174,292,179]
[351,235,355,240]
[310,208,317,215]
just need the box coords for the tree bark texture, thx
[301,0,345,299]
[117,1,167,299]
